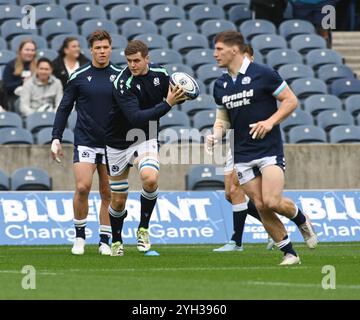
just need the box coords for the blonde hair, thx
[14,39,37,76]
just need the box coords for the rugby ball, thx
[169,72,200,100]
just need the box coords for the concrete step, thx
[333,32,360,38]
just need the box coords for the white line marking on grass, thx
[241,281,360,290]
[0,270,62,276]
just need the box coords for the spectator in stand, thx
[2,39,37,109]
[52,37,89,88]
[250,0,288,27]
[19,58,63,117]
[0,90,8,112]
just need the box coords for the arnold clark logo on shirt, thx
[222,89,254,109]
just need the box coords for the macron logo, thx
[87,76,92,82]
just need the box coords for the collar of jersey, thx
[225,55,251,77]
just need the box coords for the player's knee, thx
[254,199,265,213]
[111,196,126,212]
[140,170,158,191]
[76,183,91,198]
[262,196,281,212]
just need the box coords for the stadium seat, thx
[159,110,190,130]
[121,20,157,40]
[188,4,225,25]
[200,20,236,43]
[181,94,216,116]
[330,79,360,99]
[139,0,172,10]
[171,33,209,54]
[196,64,223,84]
[160,19,197,41]
[0,0,17,4]
[67,111,77,131]
[50,34,87,52]
[290,34,327,54]
[197,79,207,95]
[251,34,287,55]
[344,95,360,115]
[0,50,16,66]
[110,5,146,25]
[41,19,78,40]
[19,0,56,4]
[186,165,224,190]
[303,94,342,115]
[329,125,360,143]
[35,4,67,25]
[185,49,214,70]
[70,4,106,25]
[149,4,185,24]
[10,35,48,51]
[252,49,264,64]
[0,37,6,50]
[0,128,34,144]
[58,0,96,10]
[25,112,56,134]
[228,4,251,25]
[98,0,135,10]
[0,5,22,23]
[1,19,37,40]
[306,49,343,70]
[109,33,128,50]
[217,0,249,11]
[317,110,354,131]
[177,0,211,11]
[0,169,9,191]
[193,110,216,131]
[81,20,118,39]
[159,126,202,144]
[164,64,194,77]
[0,65,4,81]
[266,49,303,70]
[240,19,277,42]
[0,112,23,129]
[37,127,74,144]
[279,19,315,40]
[281,109,313,131]
[288,125,327,143]
[111,49,127,66]
[11,167,52,191]
[149,49,182,65]
[37,49,58,60]
[134,34,168,50]
[290,78,327,99]
[278,64,314,83]
[317,64,355,84]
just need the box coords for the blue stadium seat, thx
[0,128,34,144]
[0,169,9,191]
[58,0,96,10]
[10,35,48,51]
[278,64,314,83]
[306,49,343,70]
[11,167,52,191]
[228,4,251,25]
[279,19,315,40]
[330,78,360,99]
[109,33,127,50]
[186,165,224,190]
[344,95,360,116]
[160,19,197,41]
[0,0,17,4]
[159,126,202,144]
[0,37,6,50]
[149,4,185,24]
[0,112,23,129]
[41,19,78,40]
[111,49,127,66]
[303,94,342,115]
[291,78,327,99]
[188,4,225,25]
[251,34,287,55]
[25,112,56,134]
[193,109,216,131]
[19,0,56,5]
[110,5,146,25]
[197,79,207,95]
[0,4,22,23]
[35,4,67,25]
[50,34,88,52]
[177,0,211,11]
[70,4,106,25]
[134,34,168,50]
[0,65,4,81]
[185,48,214,70]
[98,0,135,10]
[149,49,182,65]
[37,48,58,60]
[281,109,313,131]
[217,0,249,11]
[317,64,355,84]
[266,49,303,70]
[0,50,16,65]
[288,125,327,143]
[196,64,223,84]
[37,127,74,144]
[81,20,118,39]
[240,19,277,42]
[200,20,236,43]
[317,110,354,131]
[171,33,209,54]
[181,94,216,116]
[164,64,194,76]
[1,19,38,40]
[121,20,157,40]
[139,0,173,10]
[67,111,77,131]
[159,110,190,130]
[329,125,360,143]
[290,34,327,54]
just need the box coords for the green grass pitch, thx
[0,242,359,299]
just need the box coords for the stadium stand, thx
[181,94,216,116]
[159,126,202,144]
[291,78,328,99]
[11,167,52,191]
[0,169,9,191]
[288,125,327,143]
[121,19,158,40]
[266,49,303,70]
[10,35,48,51]
[188,4,225,25]
[0,111,23,129]
[192,109,216,131]
[330,79,360,98]
[25,112,56,134]
[37,127,74,144]
[317,64,355,84]
[186,165,224,190]
[303,94,343,115]
[0,127,34,145]
[279,19,316,40]
[345,95,360,116]
[81,19,118,39]
[160,19,197,41]
[278,64,314,83]
[329,125,360,143]
[251,34,287,55]
[240,19,277,41]
[148,4,185,24]
[159,110,190,131]
[228,4,252,25]
[281,109,313,132]
[171,33,209,54]
[316,110,354,131]
[134,33,168,50]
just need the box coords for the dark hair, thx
[58,37,79,57]
[88,30,112,48]
[124,40,149,57]
[214,30,246,51]
[243,44,254,56]
[37,57,53,68]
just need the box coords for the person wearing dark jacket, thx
[250,0,288,27]
[52,37,89,88]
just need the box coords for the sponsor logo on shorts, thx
[81,151,90,158]
[111,165,120,173]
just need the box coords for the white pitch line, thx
[0,270,62,276]
[241,281,360,290]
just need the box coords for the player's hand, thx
[51,139,63,163]
[205,134,218,155]
[166,84,188,106]
[249,120,274,140]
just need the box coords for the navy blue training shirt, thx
[105,63,171,149]
[213,57,287,163]
[52,62,122,147]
